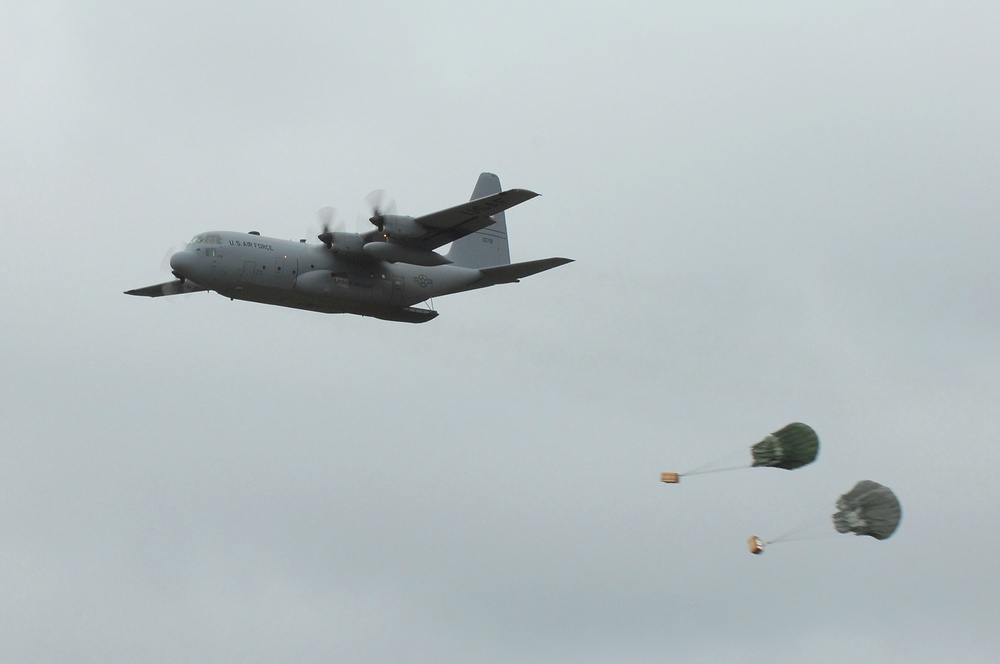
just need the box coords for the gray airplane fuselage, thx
[129,174,573,322]
[171,231,482,321]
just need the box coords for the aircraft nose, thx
[169,250,197,279]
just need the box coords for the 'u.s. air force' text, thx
[230,240,274,251]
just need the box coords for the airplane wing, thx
[408,188,539,251]
[124,279,207,297]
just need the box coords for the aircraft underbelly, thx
[208,255,481,321]
[223,282,426,321]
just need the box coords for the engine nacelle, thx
[363,241,451,266]
[377,215,424,239]
[326,231,367,257]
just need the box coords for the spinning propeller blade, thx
[316,206,343,248]
[161,242,187,274]
[365,190,395,233]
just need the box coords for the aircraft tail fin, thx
[445,172,511,269]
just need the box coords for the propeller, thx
[365,190,396,234]
[161,242,187,279]
[316,206,343,248]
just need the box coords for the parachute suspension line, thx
[767,515,833,544]
[681,449,750,477]
[681,464,751,477]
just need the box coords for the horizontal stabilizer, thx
[476,257,573,287]
[124,280,207,297]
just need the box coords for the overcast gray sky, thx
[3,1,999,662]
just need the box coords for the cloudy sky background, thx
[3,1,999,661]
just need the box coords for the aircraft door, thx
[273,257,297,289]
[389,276,404,307]
[241,261,256,282]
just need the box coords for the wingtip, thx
[504,188,540,200]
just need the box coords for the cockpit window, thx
[190,233,222,245]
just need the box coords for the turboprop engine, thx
[365,213,451,264]
[373,214,423,239]
[362,241,451,266]
[318,230,367,257]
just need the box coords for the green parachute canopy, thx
[750,422,820,470]
[832,480,902,540]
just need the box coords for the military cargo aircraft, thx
[125,173,572,323]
